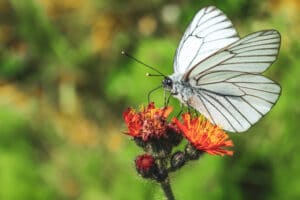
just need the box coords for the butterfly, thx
[162,6,281,132]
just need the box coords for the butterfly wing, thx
[174,6,240,74]
[185,30,281,132]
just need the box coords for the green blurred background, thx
[0,0,299,199]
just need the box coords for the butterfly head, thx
[162,77,173,91]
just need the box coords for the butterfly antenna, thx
[121,50,167,78]
[146,73,164,77]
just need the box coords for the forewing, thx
[174,6,239,74]
[186,30,280,79]
[185,30,281,132]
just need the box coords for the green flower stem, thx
[160,177,175,200]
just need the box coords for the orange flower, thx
[123,102,173,141]
[173,113,234,156]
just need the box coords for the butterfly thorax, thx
[163,74,194,105]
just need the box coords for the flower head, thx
[123,102,173,141]
[173,113,234,156]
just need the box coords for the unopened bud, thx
[185,143,203,160]
[171,151,186,170]
[135,154,167,182]
[135,154,156,178]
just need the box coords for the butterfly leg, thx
[164,89,167,106]
[186,101,199,117]
[176,104,184,118]
[164,92,172,107]
[147,85,162,103]
[187,105,191,114]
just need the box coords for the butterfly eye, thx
[162,78,173,90]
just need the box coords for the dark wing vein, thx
[199,92,236,131]
[224,96,252,125]
[197,94,215,124]
[241,96,264,115]
[204,91,243,129]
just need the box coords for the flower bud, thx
[185,143,202,160]
[135,154,157,178]
[170,151,186,170]
[135,154,168,182]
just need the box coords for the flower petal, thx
[174,113,234,156]
[123,103,173,141]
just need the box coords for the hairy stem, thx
[160,177,175,200]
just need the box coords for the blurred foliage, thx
[0,0,299,199]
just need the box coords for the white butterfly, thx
[162,6,281,132]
